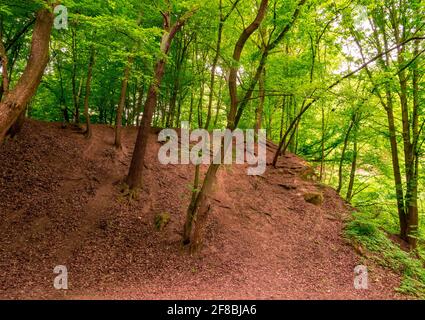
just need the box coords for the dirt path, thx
[0,120,403,299]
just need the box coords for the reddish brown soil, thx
[0,120,404,300]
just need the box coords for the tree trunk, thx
[273,98,315,166]
[337,116,354,193]
[56,50,69,126]
[71,27,80,125]
[0,40,10,99]
[353,12,411,246]
[115,56,133,148]
[213,79,223,127]
[227,0,269,129]
[386,103,408,241]
[83,47,95,139]
[279,96,286,140]
[185,162,221,251]
[126,59,166,189]
[167,32,188,128]
[197,81,204,128]
[0,7,54,142]
[288,96,298,153]
[205,15,223,129]
[176,88,185,125]
[346,127,358,202]
[135,82,144,127]
[405,39,421,249]
[6,106,26,138]
[206,0,240,128]
[183,162,201,244]
[126,9,196,190]
[254,68,266,134]
[167,82,178,128]
[188,89,194,128]
[234,0,306,127]
[186,0,269,250]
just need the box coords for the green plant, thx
[154,212,171,231]
[345,212,425,298]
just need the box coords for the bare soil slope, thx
[0,120,402,299]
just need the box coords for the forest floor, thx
[0,120,407,299]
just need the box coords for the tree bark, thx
[346,124,358,202]
[183,161,201,244]
[337,116,355,193]
[167,32,190,128]
[352,13,409,244]
[7,106,27,138]
[186,0,269,251]
[404,39,421,249]
[83,47,95,139]
[205,0,240,129]
[71,27,81,125]
[0,40,10,99]
[197,81,204,128]
[254,68,266,134]
[135,82,144,127]
[126,9,197,190]
[126,62,165,189]
[188,88,194,128]
[319,106,326,181]
[213,79,223,127]
[273,98,314,166]
[234,0,306,127]
[115,56,133,148]
[0,7,54,142]
[227,0,269,130]
[205,21,223,130]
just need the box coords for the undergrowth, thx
[345,212,425,298]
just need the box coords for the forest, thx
[0,0,425,300]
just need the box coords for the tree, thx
[126,5,198,190]
[183,0,269,249]
[345,1,423,248]
[83,45,95,139]
[0,5,54,142]
[115,56,133,148]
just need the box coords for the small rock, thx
[303,192,324,206]
[278,183,297,190]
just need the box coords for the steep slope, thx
[0,120,402,299]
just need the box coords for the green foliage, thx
[1,0,425,299]
[346,212,425,298]
[154,212,170,231]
